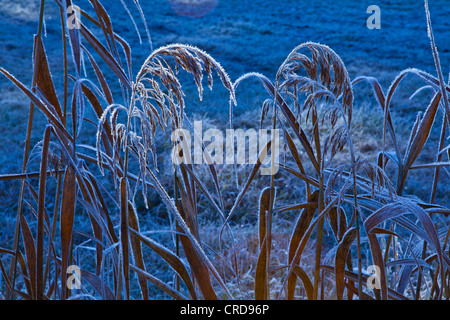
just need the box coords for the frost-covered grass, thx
[0,0,448,300]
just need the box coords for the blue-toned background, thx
[1,1,448,82]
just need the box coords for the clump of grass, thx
[0,0,449,300]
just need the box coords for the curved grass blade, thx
[403,92,441,172]
[130,265,188,300]
[287,190,318,300]
[255,187,272,300]
[335,227,356,300]
[80,269,115,300]
[127,201,149,300]
[129,229,197,299]
[79,24,131,90]
[34,36,62,120]
[60,165,77,300]
[120,177,130,300]
[292,266,314,300]
[19,213,37,300]
[36,127,52,300]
